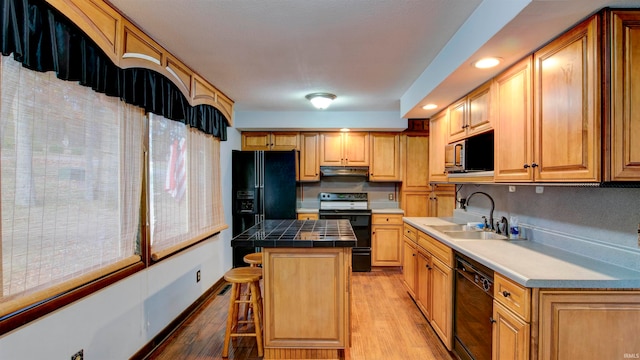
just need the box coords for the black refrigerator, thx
[232,150,297,267]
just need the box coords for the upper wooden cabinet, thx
[369,133,401,181]
[429,110,449,183]
[447,81,492,143]
[242,132,299,151]
[320,132,369,166]
[493,56,534,182]
[402,135,429,190]
[533,15,601,182]
[299,132,320,181]
[607,10,640,181]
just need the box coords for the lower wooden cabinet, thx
[402,237,417,298]
[538,290,640,360]
[429,257,453,350]
[371,214,403,266]
[415,250,432,319]
[492,301,530,360]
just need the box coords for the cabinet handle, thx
[523,164,530,169]
[490,317,497,324]
[413,253,416,257]
[531,163,539,168]
[502,290,511,298]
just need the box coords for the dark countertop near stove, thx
[230,219,357,248]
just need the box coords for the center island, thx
[230,219,356,360]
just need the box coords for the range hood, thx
[320,166,369,178]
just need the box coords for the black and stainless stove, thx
[318,192,371,272]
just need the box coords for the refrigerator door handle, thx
[254,151,259,189]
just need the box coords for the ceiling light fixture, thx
[422,104,438,110]
[473,57,502,69]
[305,92,337,109]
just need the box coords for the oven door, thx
[318,210,371,272]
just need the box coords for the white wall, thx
[0,128,242,359]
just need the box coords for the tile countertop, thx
[296,208,404,214]
[403,217,640,289]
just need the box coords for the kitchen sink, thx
[444,231,508,240]
[429,224,479,232]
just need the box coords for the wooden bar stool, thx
[243,252,263,267]
[222,267,264,358]
[241,252,263,321]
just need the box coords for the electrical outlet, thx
[388,193,394,201]
[637,224,640,247]
[508,186,516,193]
[196,270,201,283]
[535,186,544,194]
[71,349,83,360]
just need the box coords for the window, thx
[148,113,225,261]
[0,56,145,315]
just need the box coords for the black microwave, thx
[444,132,494,173]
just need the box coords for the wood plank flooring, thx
[146,267,455,360]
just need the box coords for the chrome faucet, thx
[461,191,495,231]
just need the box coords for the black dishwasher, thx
[453,253,494,360]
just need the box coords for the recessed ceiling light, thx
[422,104,438,110]
[473,57,502,69]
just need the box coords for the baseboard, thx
[130,277,227,360]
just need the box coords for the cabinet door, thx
[429,110,449,182]
[534,15,600,182]
[416,250,432,320]
[448,98,467,143]
[492,302,530,360]
[467,81,492,136]
[402,239,417,298]
[403,135,429,190]
[430,257,453,350]
[271,132,299,151]
[371,224,402,266]
[610,11,640,181]
[370,133,400,181]
[297,213,319,220]
[242,132,271,150]
[538,290,640,360]
[344,132,369,166]
[320,133,344,166]
[402,192,430,217]
[430,185,455,218]
[493,56,534,182]
[299,132,320,181]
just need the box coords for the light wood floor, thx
[146,267,455,360]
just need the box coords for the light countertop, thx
[296,208,404,214]
[403,217,640,289]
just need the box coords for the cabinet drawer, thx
[494,273,531,321]
[297,213,319,220]
[403,223,418,242]
[418,232,453,267]
[372,214,403,225]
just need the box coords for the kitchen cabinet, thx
[492,272,531,360]
[299,132,320,181]
[447,81,492,143]
[429,184,455,218]
[538,290,640,360]
[492,302,530,360]
[415,250,432,319]
[400,134,430,217]
[607,10,640,181]
[495,15,600,183]
[532,15,600,182]
[242,132,299,151]
[371,214,403,266]
[428,110,448,182]
[403,224,455,350]
[320,132,369,166]
[297,213,318,220]
[369,133,401,181]
[402,224,418,298]
[493,56,533,182]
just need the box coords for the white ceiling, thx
[108,0,640,123]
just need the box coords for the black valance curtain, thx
[0,0,227,140]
